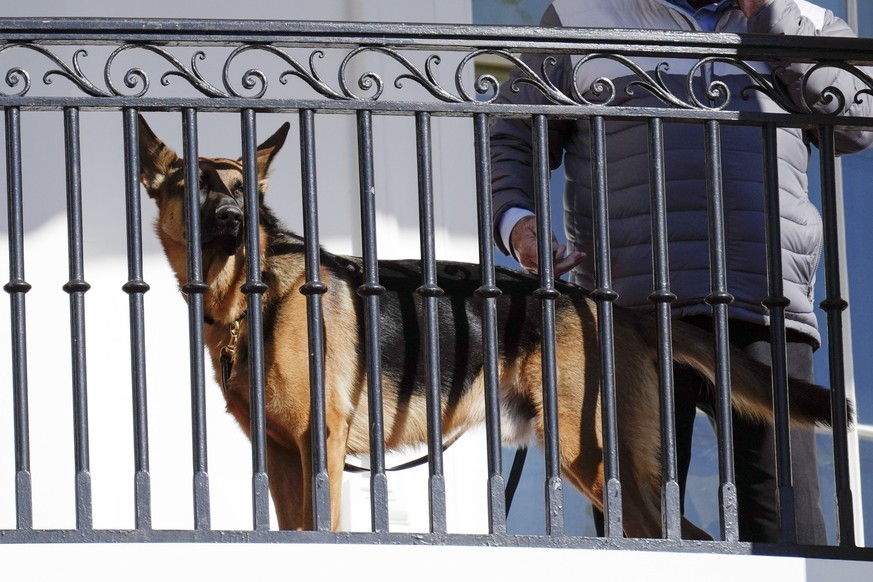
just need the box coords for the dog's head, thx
[138,115,290,258]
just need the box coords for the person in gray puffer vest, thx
[491,0,873,543]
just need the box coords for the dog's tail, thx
[666,318,850,429]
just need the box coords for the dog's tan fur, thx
[138,115,835,539]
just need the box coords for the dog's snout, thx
[216,204,243,227]
[201,199,244,255]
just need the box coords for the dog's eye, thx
[198,173,210,203]
[232,181,244,198]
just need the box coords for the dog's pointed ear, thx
[138,114,181,196]
[256,122,291,181]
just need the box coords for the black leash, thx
[504,447,528,517]
[344,444,530,520]
[343,455,432,473]
[343,432,463,473]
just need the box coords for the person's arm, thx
[490,64,585,275]
[745,0,873,153]
[492,93,585,275]
[490,5,584,276]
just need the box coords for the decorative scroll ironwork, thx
[572,54,699,108]
[802,60,873,115]
[106,44,229,98]
[1,39,872,117]
[0,43,111,97]
[339,46,466,102]
[456,49,576,105]
[223,45,344,99]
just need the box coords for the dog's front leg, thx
[264,423,348,531]
[265,438,311,530]
[325,417,351,531]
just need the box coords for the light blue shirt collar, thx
[668,0,736,31]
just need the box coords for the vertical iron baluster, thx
[532,114,564,536]
[589,115,621,538]
[356,110,389,533]
[414,111,448,534]
[473,113,506,535]
[121,108,152,530]
[181,108,211,531]
[647,117,681,540]
[240,109,271,531]
[63,107,93,530]
[4,106,33,530]
[761,122,796,545]
[703,119,738,542]
[299,109,332,531]
[818,125,855,547]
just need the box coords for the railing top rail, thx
[1,17,872,119]
[1,17,872,62]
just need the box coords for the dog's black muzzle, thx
[201,193,244,255]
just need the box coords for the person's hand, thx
[509,215,585,278]
[737,0,772,18]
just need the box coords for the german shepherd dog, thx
[138,115,836,539]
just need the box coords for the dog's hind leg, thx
[612,445,713,540]
[681,516,711,540]
[613,460,667,539]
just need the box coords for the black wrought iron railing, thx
[0,18,871,561]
